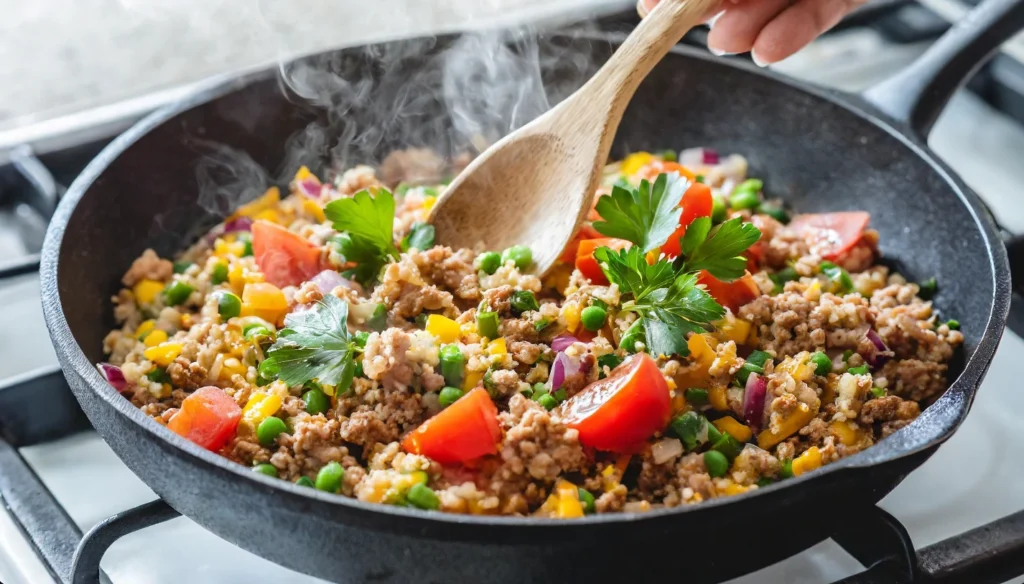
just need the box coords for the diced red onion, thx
[679,147,706,168]
[297,179,322,200]
[651,438,684,464]
[205,216,254,243]
[98,363,128,393]
[742,372,768,430]
[551,352,581,389]
[551,334,578,353]
[703,148,720,165]
[310,269,350,295]
[861,328,894,369]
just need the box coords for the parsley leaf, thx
[593,173,688,252]
[259,294,357,391]
[401,222,435,252]
[325,188,401,286]
[594,246,674,302]
[677,217,761,282]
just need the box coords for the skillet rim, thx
[39,38,1010,531]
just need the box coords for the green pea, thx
[439,345,465,388]
[407,483,440,511]
[578,487,596,514]
[238,233,254,257]
[757,202,790,224]
[870,387,887,399]
[296,476,315,487]
[918,277,937,300]
[704,450,729,478]
[842,349,854,362]
[711,195,728,223]
[810,352,832,376]
[659,149,677,162]
[210,262,229,285]
[367,303,387,332]
[536,394,558,410]
[163,281,195,306]
[353,331,370,348]
[173,261,194,274]
[552,388,567,403]
[501,245,533,271]
[217,291,242,320]
[580,306,607,332]
[695,174,705,184]
[257,416,288,447]
[253,463,278,478]
[945,319,960,330]
[315,461,345,493]
[778,459,794,479]
[510,290,539,314]
[243,324,272,340]
[847,365,870,376]
[532,383,548,397]
[684,388,708,405]
[729,189,760,211]
[477,311,500,339]
[475,251,502,275]
[439,386,465,407]
[303,388,331,415]
[735,178,764,193]
[756,477,774,487]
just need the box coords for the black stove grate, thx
[5,7,1024,582]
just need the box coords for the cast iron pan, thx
[39,0,1024,581]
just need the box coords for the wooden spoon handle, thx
[575,0,718,113]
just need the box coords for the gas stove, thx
[4,2,1024,583]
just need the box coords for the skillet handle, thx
[860,0,1024,139]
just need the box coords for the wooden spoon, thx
[429,0,717,276]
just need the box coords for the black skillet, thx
[39,0,1024,581]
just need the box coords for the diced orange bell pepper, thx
[674,334,717,390]
[757,402,819,449]
[712,416,753,442]
[575,238,631,285]
[791,446,823,476]
[697,271,761,314]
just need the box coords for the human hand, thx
[638,0,866,66]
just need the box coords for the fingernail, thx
[751,52,770,67]
[708,45,736,56]
[636,0,649,18]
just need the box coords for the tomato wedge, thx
[402,387,501,464]
[787,212,870,261]
[560,224,602,264]
[575,238,631,285]
[698,270,761,313]
[561,353,671,453]
[167,386,242,451]
[661,182,714,258]
[252,220,324,288]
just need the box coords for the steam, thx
[186,1,623,216]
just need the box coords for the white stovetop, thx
[4,26,1024,584]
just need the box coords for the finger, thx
[705,0,792,56]
[751,0,865,64]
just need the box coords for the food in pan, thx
[99,148,962,517]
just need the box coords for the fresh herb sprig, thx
[324,188,400,286]
[590,173,761,357]
[259,294,358,391]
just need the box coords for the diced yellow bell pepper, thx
[301,199,326,223]
[713,416,753,442]
[422,197,437,212]
[236,186,280,218]
[757,402,819,449]
[830,421,861,446]
[712,317,753,346]
[563,301,581,333]
[295,166,317,184]
[228,265,246,292]
[462,369,484,392]
[777,353,814,384]
[543,264,573,295]
[143,329,168,348]
[241,283,288,324]
[487,338,507,358]
[672,393,687,413]
[242,391,283,426]
[144,343,183,367]
[253,209,280,224]
[723,483,750,496]
[460,322,478,338]
[804,280,822,301]
[214,238,246,259]
[135,319,156,341]
[621,152,654,176]
[791,446,823,476]
[409,470,429,486]
[425,314,460,344]
[133,279,165,305]
[709,385,729,412]
[554,479,584,519]
[220,357,248,380]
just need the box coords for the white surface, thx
[5,23,1024,584]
